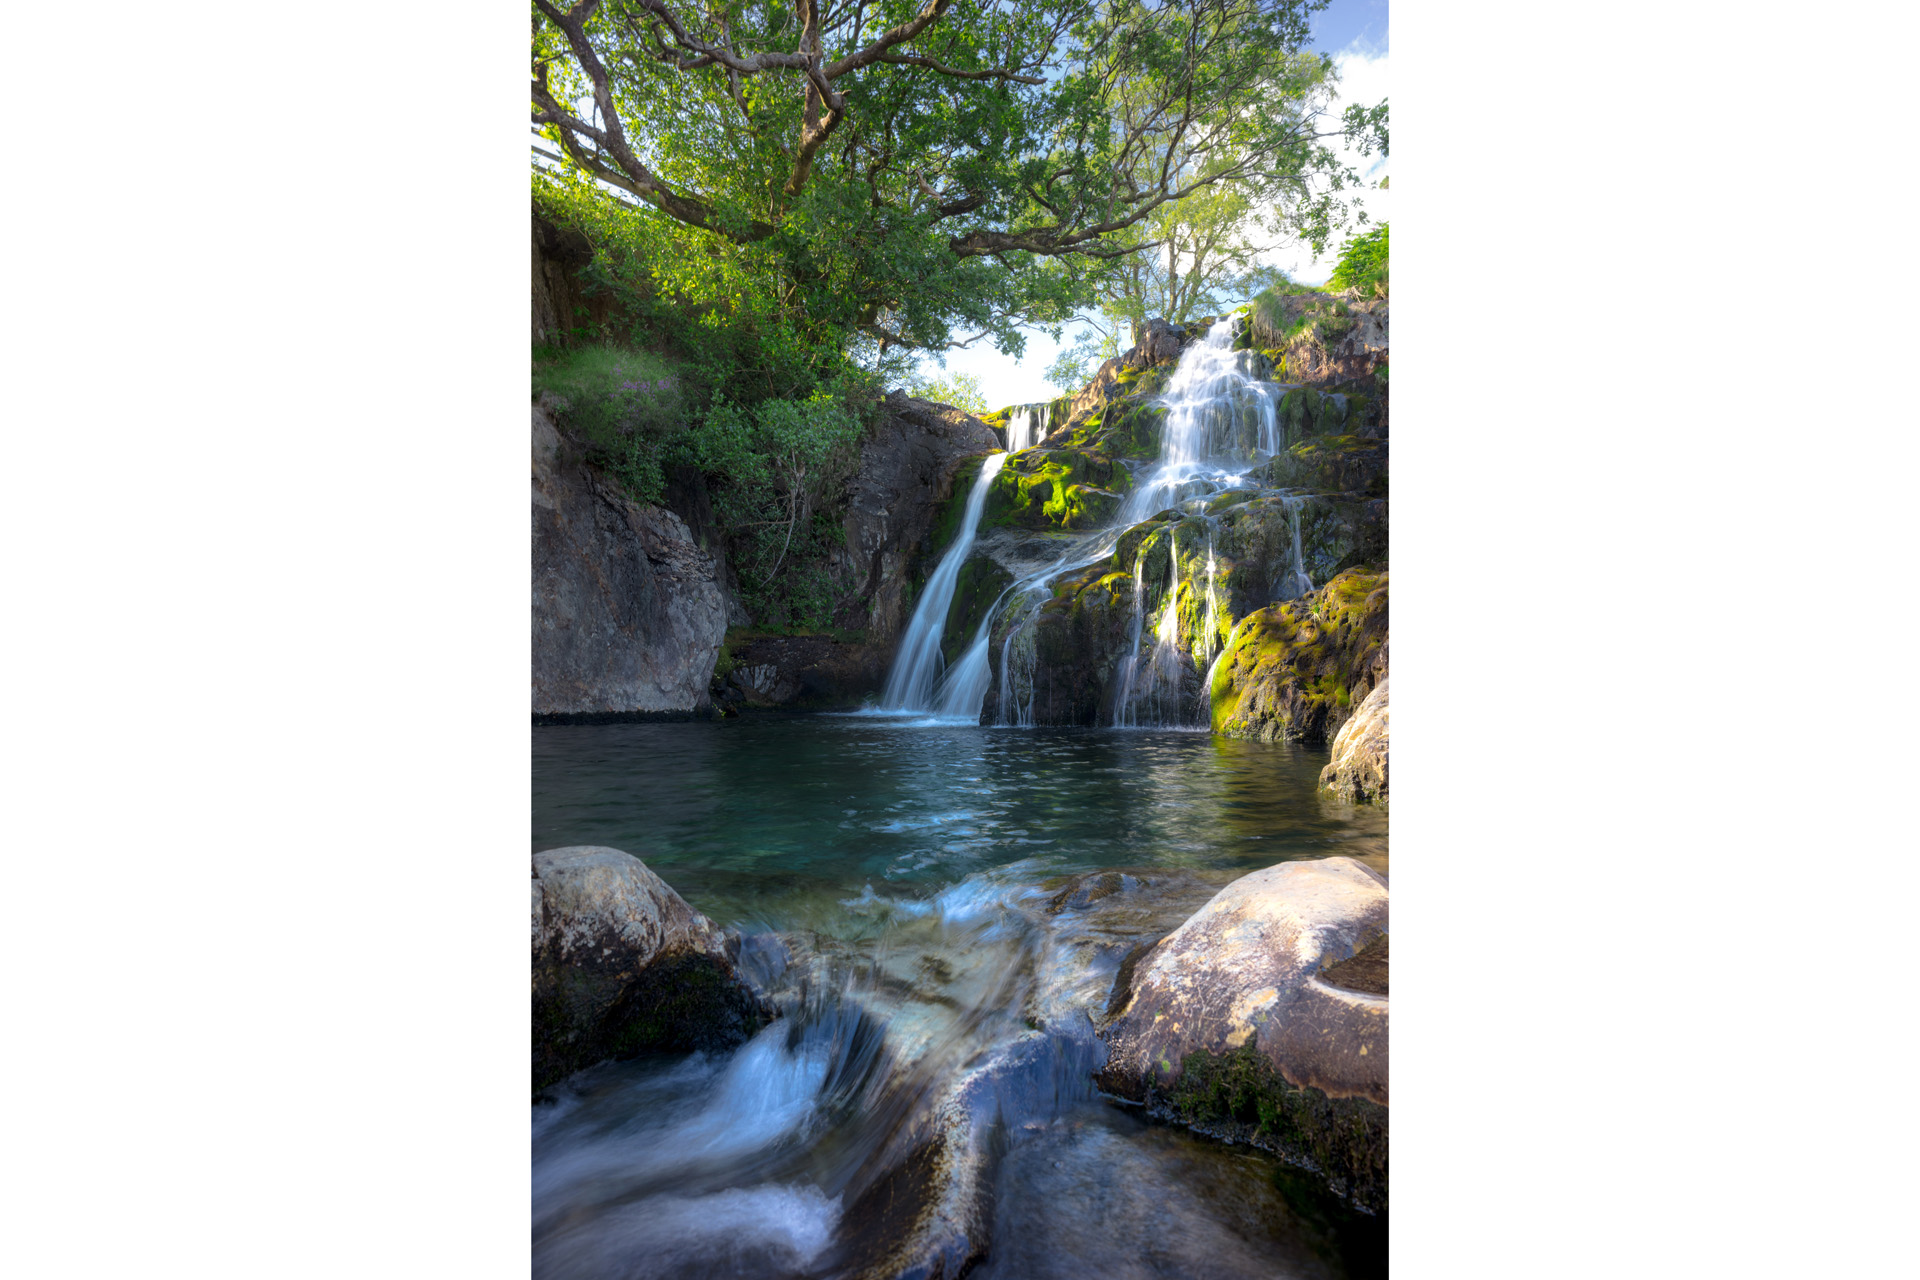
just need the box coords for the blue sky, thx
[915,0,1389,408]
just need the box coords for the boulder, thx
[1210,568,1388,744]
[531,846,766,1095]
[1097,857,1389,1209]
[1320,679,1388,804]
[532,403,730,718]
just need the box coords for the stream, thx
[533,719,1388,1279]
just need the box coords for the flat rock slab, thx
[532,846,765,1095]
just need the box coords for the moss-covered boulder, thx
[1258,434,1388,497]
[940,553,1013,664]
[1097,857,1389,1210]
[1210,568,1388,744]
[532,846,767,1095]
[1321,678,1388,804]
[983,559,1143,724]
[982,446,1130,531]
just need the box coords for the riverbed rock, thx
[1320,679,1389,804]
[836,1024,1106,1280]
[1210,568,1388,744]
[532,404,730,718]
[1097,856,1389,1210]
[532,846,766,1095]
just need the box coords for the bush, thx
[532,345,688,504]
[1326,223,1388,297]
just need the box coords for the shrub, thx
[1325,223,1388,297]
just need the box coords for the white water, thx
[878,451,1008,713]
[878,319,1309,729]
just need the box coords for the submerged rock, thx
[1320,679,1389,805]
[1098,857,1389,1210]
[531,846,766,1095]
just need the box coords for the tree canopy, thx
[532,0,1385,359]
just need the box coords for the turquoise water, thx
[532,715,1388,1280]
[532,717,1388,929]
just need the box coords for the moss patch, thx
[1210,567,1388,744]
[1155,1043,1388,1213]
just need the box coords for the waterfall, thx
[1006,406,1039,453]
[878,316,1294,728]
[1281,495,1313,600]
[878,451,1008,712]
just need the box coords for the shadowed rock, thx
[532,846,766,1095]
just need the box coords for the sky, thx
[918,0,1390,407]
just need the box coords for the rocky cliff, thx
[532,403,729,718]
[710,393,998,711]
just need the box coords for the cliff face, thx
[711,393,998,711]
[532,404,728,717]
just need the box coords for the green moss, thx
[983,446,1128,531]
[1159,1044,1388,1212]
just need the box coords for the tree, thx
[531,0,1385,358]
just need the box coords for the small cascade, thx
[1006,406,1040,453]
[878,452,1008,713]
[1108,554,1149,724]
[1280,495,1313,601]
[1201,536,1221,667]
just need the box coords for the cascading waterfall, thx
[878,451,1008,713]
[985,322,1291,728]
[878,318,1304,729]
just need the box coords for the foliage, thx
[902,367,989,415]
[532,0,1387,358]
[533,345,689,503]
[1325,222,1387,296]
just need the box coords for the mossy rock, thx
[983,446,1130,531]
[1258,435,1388,497]
[921,453,994,567]
[1209,568,1388,744]
[941,553,1013,665]
[1154,1044,1388,1213]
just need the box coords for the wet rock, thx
[1210,568,1388,745]
[983,445,1129,532]
[837,1025,1107,1280]
[716,633,887,710]
[835,393,1001,644]
[1098,856,1389,1210]
[698,393,998,709]
[1320,679,1388,805]
[532,846,767,1095]
[532,404,731,718]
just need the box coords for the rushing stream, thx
[534,719,1387,1279]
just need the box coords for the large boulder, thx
[531,846,766,1095]
[532,404,730,718]
[1321,679,1389,804]
[1097,857,1389,1210]
[1210,568,1388,744]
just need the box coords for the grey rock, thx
[1320,678,1388,804]
[532,403,729,716]
[531,846,765,1094]
[1100,857,1389,1106]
